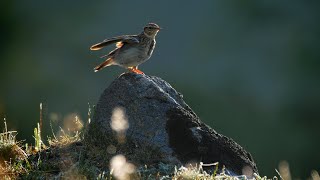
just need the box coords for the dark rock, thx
[84,72,258,175]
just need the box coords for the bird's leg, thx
[128,66,145,74]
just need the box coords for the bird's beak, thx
[157,27,162,30]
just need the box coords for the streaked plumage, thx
[90,23,161,74]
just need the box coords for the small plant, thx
[33,103,47,152]
[33,123,42,152]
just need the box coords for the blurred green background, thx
[1,0,319,178]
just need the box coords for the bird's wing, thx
[90,35,139,50]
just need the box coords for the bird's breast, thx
[120,47,142,58]
[115,47,149,67]
[147,40,156,56]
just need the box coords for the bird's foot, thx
[128,67,145,74]
[129,68,145,74]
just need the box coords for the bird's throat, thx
[143,32,158,39]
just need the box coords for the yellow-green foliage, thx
[33,123,42,152]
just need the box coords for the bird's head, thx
[143,23,161,38]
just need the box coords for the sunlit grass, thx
[0,118,28,179]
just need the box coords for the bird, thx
[90,23,161,74]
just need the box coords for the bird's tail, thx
[90,42,109,50]
[94,58,114,72]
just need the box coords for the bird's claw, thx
[129,68,145,75]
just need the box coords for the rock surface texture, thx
[85,73,258,175]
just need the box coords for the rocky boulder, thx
[84,73,258,176]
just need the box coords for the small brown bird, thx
[90,23,161,74]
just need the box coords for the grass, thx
[0,105,319,179]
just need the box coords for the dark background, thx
[1,1,319,178]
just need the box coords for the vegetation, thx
[0,105,319,179]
